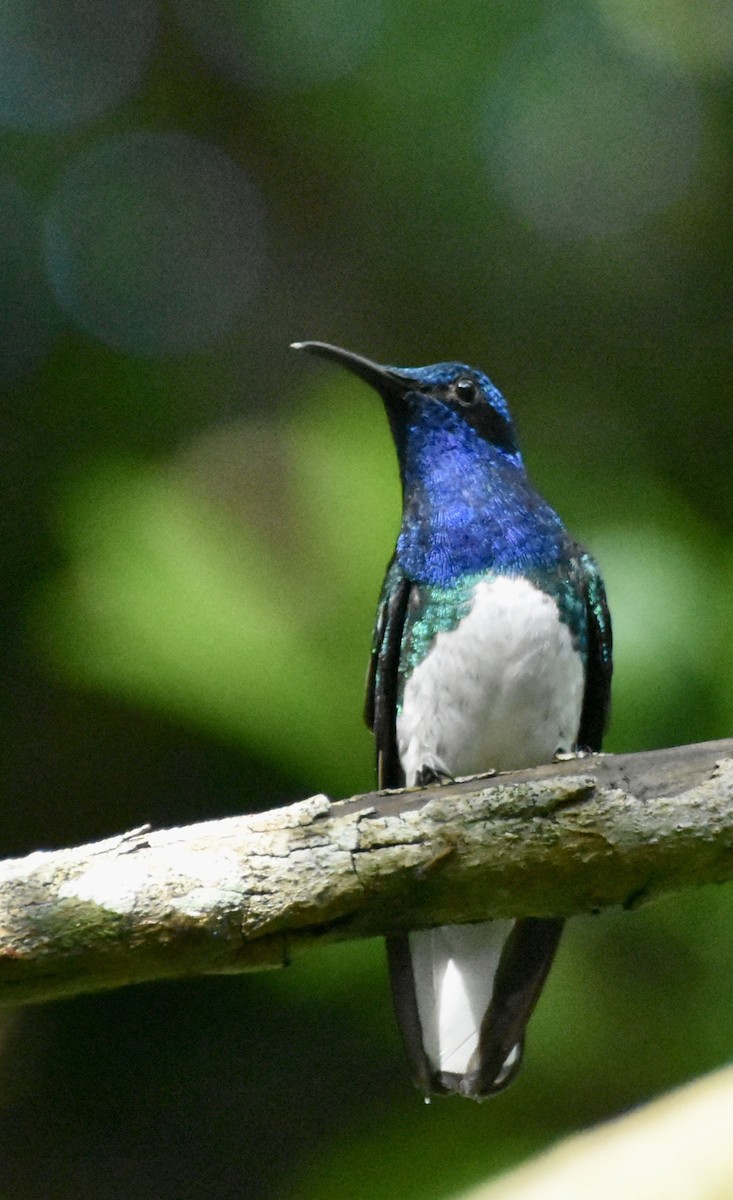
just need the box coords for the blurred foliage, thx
[0,1,732,1198]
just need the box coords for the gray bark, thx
[2,738,733,1008]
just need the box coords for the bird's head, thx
[291,341,521,465]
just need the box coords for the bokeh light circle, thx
[44,132,267,358]
[594,0,733,78]
[483,13,703,240]
[0,0,157,131]
[0,175,61,382]
[171,0,384,93]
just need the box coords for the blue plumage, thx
[384,365,567,584]
[292,341,612,1099]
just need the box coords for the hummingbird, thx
[292,341,612,1100]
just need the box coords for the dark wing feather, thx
[576,550,613,752]
[470,917,563,1097]
[364,555,412,789]
[366,558,439,1090]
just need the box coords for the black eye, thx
[453,377,478,405]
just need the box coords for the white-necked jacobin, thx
[292,340,612,1100]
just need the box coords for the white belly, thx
[397,574,585,785]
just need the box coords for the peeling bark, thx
[1,739,733,1007]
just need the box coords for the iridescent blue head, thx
[292,341,566,583]
[291,340,522,473]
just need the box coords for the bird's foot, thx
[415,763,454,788]
[553,747,604,762]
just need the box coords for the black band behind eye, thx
[462,403,516,451]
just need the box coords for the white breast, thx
[397,575,584,785]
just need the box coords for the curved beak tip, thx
[290,340,339,357]
[289,340,411,398]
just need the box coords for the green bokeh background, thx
[0,2,732,1197]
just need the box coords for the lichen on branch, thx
[1,738,733,1008]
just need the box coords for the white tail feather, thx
[408,920,514,1076]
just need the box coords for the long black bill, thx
[291,341,413,398]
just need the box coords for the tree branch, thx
[2,738,733,1008]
